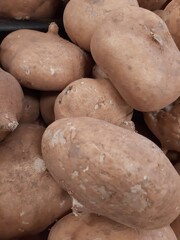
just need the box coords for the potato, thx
[144,98,180,152]
[40,91,58,126]
[54,78,133,126]
[42,117,180,230]
[0,68,24,142]
[49,213,177,240]
[0,124,71,239]
[63,0,139,51]
[154,9,166,18]
[0,0,60,20]
[90,6,180,112]
[0,22,93,91]
[20,88,40,124]
[171,163,180,239]
[171,215,180,240]
[162,0,180,49]
[137,0,167,10]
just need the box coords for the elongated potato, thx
[0,23,92,91]
[54,78,133,126]
[40,91,58,125]
[90,7,180,111]
[49,213,177,240]
[20,88,40,124]
[162,0,180,49]
[63,0,139,51]
[0,124,71,239]
[0,0,60,20]
[137,0,167,10]
[0,68,24,142]
[144,98,180,152]
[42,117,180,230]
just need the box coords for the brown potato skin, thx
[162,0,180,50]
[42,117,180,230]
[137,0,167,10]
[0,23,93,91]
[171,215,180,240]
[49,213,177,240]
[90,7,180,112]
[20,88,40,124]
[40,91,58,126]
[0,0,60,20]
[0,124,71,239]
[0,68,24,142]
[54,78,133,126]
[63,0,139,51]
[144,98,180,152]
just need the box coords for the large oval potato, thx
[0,68,24,142]
[49,213,177,240]
[162,0,180,50]
[63,0,139,51]
[0,124,71,239]
[0,0,60,20]
[54,78,133,126]
[90,6,180,111]
[144,98,180,152]
[0,23,92,91]
[42,117,180,230]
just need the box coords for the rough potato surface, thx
[54,78,133,126]
[90,7,180,111]
[49,213,177,240]
[0,124,71,239]
[0,23,92,91]
[42,117,180,230]
[63,0,139,51]
[0,68,24,141]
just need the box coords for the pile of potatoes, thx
[0,0,180,239]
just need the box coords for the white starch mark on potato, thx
[33,157,46,173]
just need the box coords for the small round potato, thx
[42,117,180,230]
[54,78,133,126]
[48,213,177,240]
[0,124,71,239]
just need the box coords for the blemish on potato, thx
[83,166,89,172]
[94,103,99,110]
[50,66,56,76]
[72,198,84,216]
[33,157,46,173]
[50,129,67,146]
[71,171,79,179]
[99,153,105,163]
